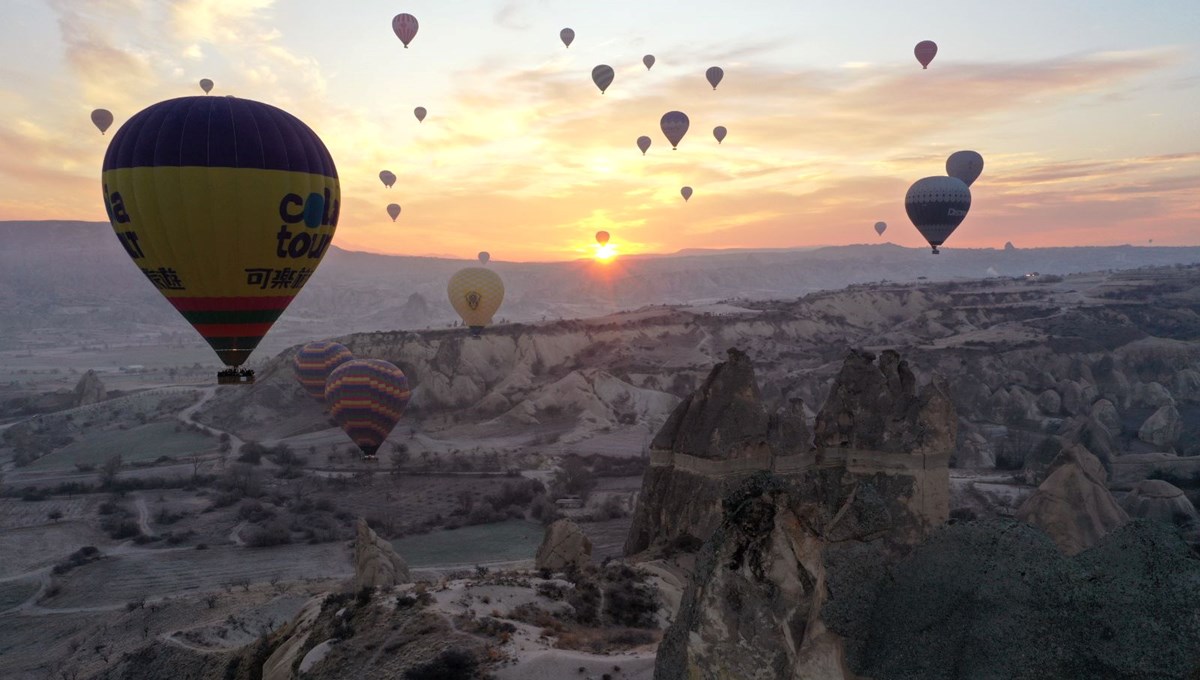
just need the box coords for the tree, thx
[390,444,410,475]
[99,454,123,488]
[552,455,597,501]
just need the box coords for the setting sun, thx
[595,244,617,261]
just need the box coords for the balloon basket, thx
[217,370,255,385]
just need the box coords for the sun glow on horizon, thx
[595,244,617,261]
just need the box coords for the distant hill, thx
[2,220,1198,356]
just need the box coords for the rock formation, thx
[262,595,327,680]
[535,518,592,572]
[1138,404,1182,448]
[1120,479,1200,539]
[72,369,106,406]
[353,518,410,589]
[626,348,951,556]
[1015,444,1128,555]
[1089,398,1121,435]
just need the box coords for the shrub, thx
[403,648,479,680]
[244,521,290,548]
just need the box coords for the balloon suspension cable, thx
[931,246,940,255]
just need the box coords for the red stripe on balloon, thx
[168,297,294,312]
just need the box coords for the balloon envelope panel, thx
[101,96,339,367]
[448,267,505,330]
[325,359,411,457]
[293,341,354,401]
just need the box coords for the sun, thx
[595,244,616,261]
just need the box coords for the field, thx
[26,420,213,470]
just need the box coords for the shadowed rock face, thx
[650,347,776,460]
[812,349,956,455]
[626,348,949,557]
[1121,479,1200,540]
[535,518,592,572]
[72,369,106,407]
[1016,445,1128,555]
[354,519,410,589]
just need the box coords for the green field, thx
[391,520,544,568]
[29,421,213,470]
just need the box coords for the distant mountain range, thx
[2,220,1198,357]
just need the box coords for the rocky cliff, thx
[626,348,951,557]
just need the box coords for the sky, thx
[0,0,1197,261]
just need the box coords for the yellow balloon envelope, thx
[101,96,340,369]
[447,267,504,335]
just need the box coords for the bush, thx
[237,500,274,523]
[403,648,479,680]
[52,546,102,575]
[244,521,290,548]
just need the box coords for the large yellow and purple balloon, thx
[101,96,339,370]
[293,341,354,402]
[392,13,419,48]
[326,359,412,458]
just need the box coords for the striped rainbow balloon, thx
[292,341,355,402]
[325,359,412,458]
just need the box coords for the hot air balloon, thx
[595,231,610,246]
[713,126,727,144]
[915,40,937,69]
[705,66,724,90]
[414,107,427,123]
[379,170,396,188]
[946,150,984,187]
[478,251,490,264]
[293,341,354,403]
[387,204,401,221]
[101,96,339,382]
[199,79,214,94]
[660,111,689,150]
[681,186,693,202]
[392,13,419,48]
[905,176,971,254]
[560,28,574,48]
[448,267,505,336]
[91,109,114,135]
[326,359,411,459]
[643,55,655,70]
[875,221,887,236]
[592,65,614,94]
[636,136,651,155]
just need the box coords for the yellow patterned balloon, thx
[101,96,339,369]
[447,267,504,335]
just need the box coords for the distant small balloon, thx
[392,13,419,47]
[875,221,887,236]
[91,109,114,135]
[596,231,610,246]
[636,136,651,155]
[946,150,984,187]
[199,79,214,94]
[592,64,614,94]
[681,186,693,202]
[414,106,427,123]
[713,126,727,144]
[478,251,490,264]
[660,111,689,149]
[915,40,938,69]
[705,66,724,90]
[387,203,401,221]
[643,55,655,70]
[560,27,574,48]
[379,170,396,188]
